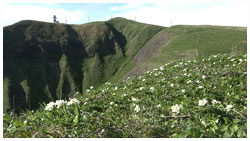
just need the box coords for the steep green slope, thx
[3,54,247,138]
[3,18,164,112]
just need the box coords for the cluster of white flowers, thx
[105,82,111,85]
[198,99,208,106]
[45,98,80,111]
[171,104,180,113]
[212,99,221,105]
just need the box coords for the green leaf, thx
[73,115,79,126]
[237,127,243,137]
[223,130,232,138]
[220,125,229,131]
[232,124,238,132]
[17,132,32,138]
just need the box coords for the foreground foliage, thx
[3,54,247,138]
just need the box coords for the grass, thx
[3,54,247,138]
[135,25,247,74]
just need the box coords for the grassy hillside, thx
[3,18,164,112]
[3,54,247,138]
[126,25,247,77]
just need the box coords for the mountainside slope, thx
[125,25,247,78]
[3,18,164,112]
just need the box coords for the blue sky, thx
[2,1,247,27]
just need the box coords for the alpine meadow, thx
[3,17,247,138]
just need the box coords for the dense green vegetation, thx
[3,18,247,113]
[4,54,247,138]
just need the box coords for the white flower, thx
[196,80,200,83]
[171,104,180,113]
[142,79,146,82]
[84,102,88,105]
[123,86,127,89]
[171,83,175,87]
[160,66,165,71]
[67,98,80,106]
[157,104,161,108]
[230,58,235,61]
[181,89,186,93]
[198,99,208,106]
[90,86,94,89]
[134,105,140,113]
[101,129,105,133]
[114,86,118,90]
[102,90,105,93]
[150,87,155,91]
[153,68,158,71]
[184,73,188,76]
[110,102,114,105]
[225,105,233,111]
[86,89,90,92]
[239,59,243,62]
[198,86,204,89]
[139,87,145,91]
[45,102,55,111]
[202,75,206,79]
[55,100,67,108]
[187,80,192,84]
[183,68,187,72]
[162,78,166,81]
[132,97,137,102]
[127,77,131,80]
[123,94,127,97]
[212,100,221,105]
[76,91,79,94]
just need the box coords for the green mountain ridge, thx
[3,18,247,112]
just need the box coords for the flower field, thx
[3,54,247,138]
